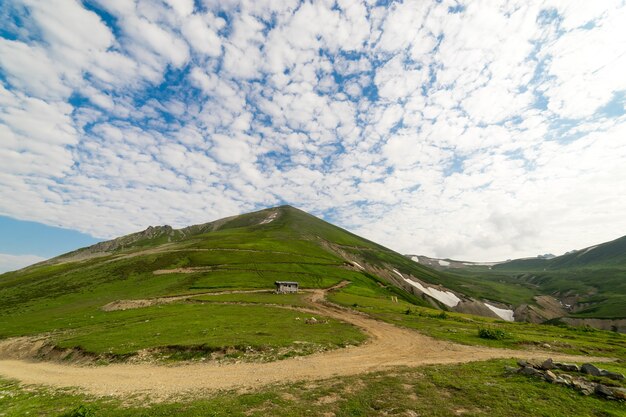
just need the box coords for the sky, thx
[1,0,626,273]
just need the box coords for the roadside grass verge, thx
[1,359,624,416]
[328,290,626,360]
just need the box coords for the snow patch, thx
[579,245,598,256]
[351,261,364,270]
[259,212,278,225]
[473,262,502,266]
[438,260,450,266]
[398,273,461,307]
[483,302,514,322]
[411,256,420,263]
[392,269,405,279]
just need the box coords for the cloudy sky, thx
[1,0,626,272]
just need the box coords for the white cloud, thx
[0,253,47,273]
[0,0,625,263]
[540,7,626,119]
[182,13,224,56]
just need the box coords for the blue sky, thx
[1,0,626,272]
[0,216,98,257]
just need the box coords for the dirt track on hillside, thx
[0,283,613,400]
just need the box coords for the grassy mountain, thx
[494,235,626,271]
[0,205,454,362]
[2,204,624,369]
[422,235,626,324]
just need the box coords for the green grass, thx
[328,289,626,360]
[52,302,365,359]
[191,292,308,307]
[2,359,625,416]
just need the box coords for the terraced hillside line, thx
[152,262,349,275]
[101,289,274,311]
[0,283,613,400]
[109,247,335,263]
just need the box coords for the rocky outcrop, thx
[511,359,625,401]
[514,295,568,324]
[560,318,626,333]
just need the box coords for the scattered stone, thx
[541,343,551,349]
[541,358,554,370]
[520,366,542,377]
[554,362,579,372]
[518,359,541,369]
[611,387,626,400]
[305,317,318,325]
[599,369,625,381]
[554,377,569,386]
[594,384,614,398]
[504,366,519,374]
[544,370,557,383]
[572,379,595,396]
[581,363,602,377]
[512,360,624,402]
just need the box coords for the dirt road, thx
[0,283,610,399]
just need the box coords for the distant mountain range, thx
[406,234,626,331]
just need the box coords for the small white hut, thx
[275,281,299,294]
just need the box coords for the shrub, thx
[478,327,508,340]
[61,405,96,417]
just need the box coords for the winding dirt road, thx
[0,283,611,399]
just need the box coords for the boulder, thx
[541,358,554,370]
[520,366,542,377]
[611,387,626,400]
[544,370,557,383]
[518,359,541,369]
[572,379,596,396]
[581,363,602,376]
[599,369,625,381]
[554,362,580,372]
[594,384,614,398]
[504,366,519,374]
[554,377,570,386]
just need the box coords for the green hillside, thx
[437,235,626,321]
[0,205,442,362]
[493,235,626,272]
